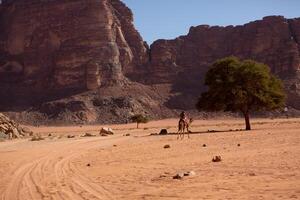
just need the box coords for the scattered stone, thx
[31,135,44,141]
[184,171,196,176]
[159,129,168,135]
[100,127,114,135]
[212,156,222,162]
[124,133,130,136]
[82,133,96,137]
[164,144,170,149]
[173,173,184,180]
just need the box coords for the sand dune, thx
[0,118,299,199]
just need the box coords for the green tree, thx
[131,114,149,129]
[196,57,285,130]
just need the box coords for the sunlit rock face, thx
[0,0,148,106]
[148,16,300,109]
[0,0,300,120]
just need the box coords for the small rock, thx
[67,135,75,138]
[184,171,196,176]
[113,144,117,147]
[164,144,170,149]
[86,163,91,167]
[173,173,184,179]
[212,156,222,162]
[159,129,168,135]
[48,133,52,137]
[249,172,256,176]
[124,133,130,136]
[237,144,241,147]
[202,144,207,147]
[82,133,95,137]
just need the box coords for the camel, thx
[177,118,193,139]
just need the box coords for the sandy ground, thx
[0,118,299,200]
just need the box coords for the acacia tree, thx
[196,57,285,130]
[131,114,149,129]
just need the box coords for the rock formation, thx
[0,0,148,107]
[0,113,32,139]
[0,0,300,124]
[148,16,300,109]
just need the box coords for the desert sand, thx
[0,118,299,200]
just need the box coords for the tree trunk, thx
[243,112,251,130]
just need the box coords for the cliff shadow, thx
[164,66,208,110]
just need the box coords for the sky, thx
[122,0,300,45]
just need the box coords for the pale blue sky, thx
[122,0,300,45]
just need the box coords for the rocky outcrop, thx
[0,0,148,107]
[148,16,300,109]
[0,0,300,124]
[0,113,32,139]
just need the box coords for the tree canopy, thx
[196,57,285,130]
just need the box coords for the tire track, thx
[1,136,126,200]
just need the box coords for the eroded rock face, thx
[0,0,300,125]
[0,0,148,107]
[148,16,300,109]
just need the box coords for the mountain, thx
[0,0,299,124]
[146,16,300,110]
[0,0,148,106]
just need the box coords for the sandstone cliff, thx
[148,16,300,109]
[0,0,300,124]
[0,0,148,107]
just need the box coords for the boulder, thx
[212,156,222,162]
[173,173,184,180]
[100,127,114,135]
[159,129,168,135]
[0,113,30,139]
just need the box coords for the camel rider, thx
[180,111,188,123]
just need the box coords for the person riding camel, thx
[180,111,188,123]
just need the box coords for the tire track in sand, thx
[1,136,126,200]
